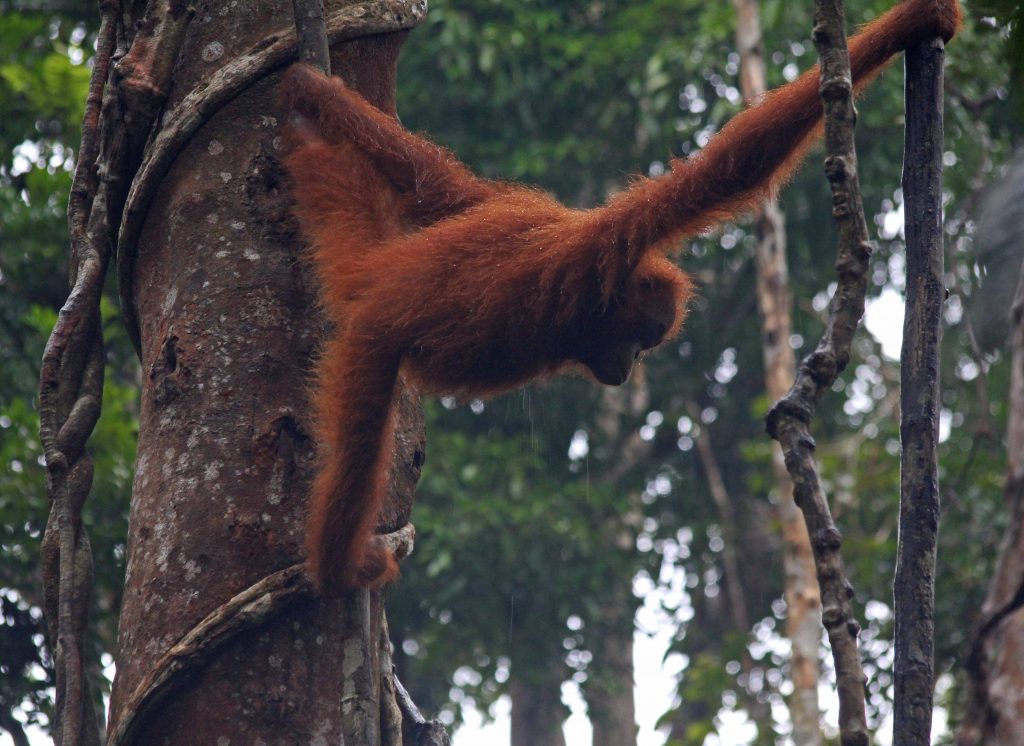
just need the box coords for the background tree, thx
[1,0,1022,744]
[388,0,1022,743]
[957,151,1024,745]
[732,0,821,740]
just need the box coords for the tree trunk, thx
[732,0,822,742]
[588,582,637,746]
[585,382,649,746]
[106,2,425,743]
[509,672,567,746]
[958,266,1024,745]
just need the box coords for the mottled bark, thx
[892,35,945,746]
[732,1,823,742]
[766,0,874,742]
[106,1,426,743]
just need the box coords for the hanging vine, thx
[766,1,949,743]
[765,0,876,741]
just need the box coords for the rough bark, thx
[732,1,823,742]
[106,1,426,743]
[766,0,874,742]
[892,34,945,746]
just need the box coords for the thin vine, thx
[764,0,876,741]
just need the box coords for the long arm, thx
[306,327,402,594]
[591,0,961,265]
[282,64,499,227]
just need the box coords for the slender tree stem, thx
[766,0,875,741]
[893,34,946,746]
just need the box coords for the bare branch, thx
[893,33,946,746]
[292,0,331,73]
[687,401,750,637]
[394,673,451,746]
[764,0,874,741]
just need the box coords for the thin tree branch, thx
[764,0,873,742]
[893,32,946,746]
[292,0,331,73]
[379,613,404,746]
[0,712,31,746]
[687,401,750,637]
[393,672,451,746]
[944,81,1005,114]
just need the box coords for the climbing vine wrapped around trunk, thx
[41,2,432,745]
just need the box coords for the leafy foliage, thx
[392,0,1024,741]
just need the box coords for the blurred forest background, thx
[2,0,1022,743]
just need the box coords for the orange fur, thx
[282,0,960,595]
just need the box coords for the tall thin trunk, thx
[893,32,946,746]
[587,382,650,746]
[589,631,636,746]
[732,0,822,742]
[689,401,750,638]
[588,576,638,746]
